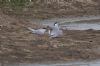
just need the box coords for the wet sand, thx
[0,12,100,64]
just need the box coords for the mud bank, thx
[0,12,100,63]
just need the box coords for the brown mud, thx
[0,12,100,63]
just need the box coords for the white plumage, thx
[27,22,63,38]
[48,22,63,38]
[28,27,46,35]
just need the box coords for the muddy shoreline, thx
[0,30,100,63]
[0,12,100,64]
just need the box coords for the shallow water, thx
[1,60,100,66]
[33,16,100,30]
[62,22,100,30]
[34,15,100,25]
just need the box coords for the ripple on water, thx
[62,23,100,30]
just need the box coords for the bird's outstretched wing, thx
[27,27,36,33]
[27,27,46,35]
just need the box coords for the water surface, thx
[1,60,100,66]
[32,16,100,30]
[62,22,100,30]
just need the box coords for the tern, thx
[48,22,63,38]
[27,27,46,35]
[27,22,63,38]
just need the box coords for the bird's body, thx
[49,29,63,38]
[48,22,63,38]
[28,27,46,35]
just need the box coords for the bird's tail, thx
[27,27,36,33]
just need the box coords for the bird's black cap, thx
[54,22,58,26]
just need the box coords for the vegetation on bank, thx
[0,0,100,19]
[0,0,30,10]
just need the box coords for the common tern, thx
[48,22,63,38]
[27,27,46,35]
